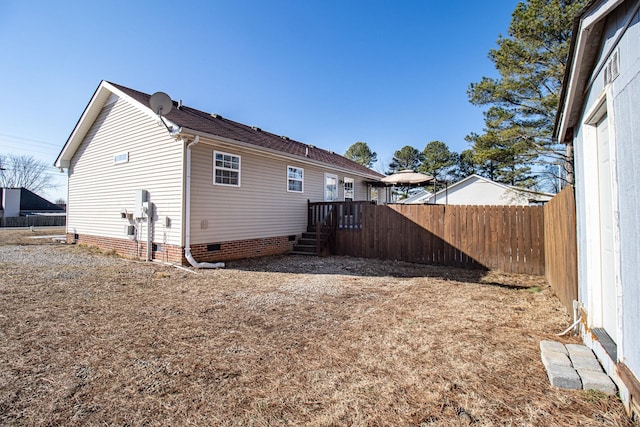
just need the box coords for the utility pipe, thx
[185,135,224,269]
[556,316,582,337]
[146,202,152,262]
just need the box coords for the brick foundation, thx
[66,233,298,265]
[188,235,297,263]
[66,233,184,264]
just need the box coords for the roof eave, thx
[555,0,624,143]
[55,81,106,168]
[55,81,166,168]
[178,127,383,181]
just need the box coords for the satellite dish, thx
[149,92,173,116]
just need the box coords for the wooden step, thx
[289,250,318,255]
[297,238,316,246]
[290,243,318,255]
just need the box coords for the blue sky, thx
[0,0,519,202]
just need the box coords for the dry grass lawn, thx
[0,228,635,426]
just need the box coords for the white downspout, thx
[185,135,225,269]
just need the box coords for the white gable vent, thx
[114,151,129,164]
[604,49,620,85]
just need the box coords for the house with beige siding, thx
[55,81,384,265]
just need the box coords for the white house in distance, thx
[555,0,640,417]
[399,174,554,205]
[55,81,384,266]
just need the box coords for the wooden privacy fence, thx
[543,186,578,314]
[331,203,545,275]
[308,191,578,312]
[0,215,66,228]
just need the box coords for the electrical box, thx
[126,225,136,239]
[142,201,153,221]
[134,190,148,219]
[163,216,171,227]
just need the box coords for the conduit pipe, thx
[185,135,225,269]
[146,205,152,262]
[556,317,582,337]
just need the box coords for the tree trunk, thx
[565,142,574,185]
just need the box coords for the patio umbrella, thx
[381,169,434,185]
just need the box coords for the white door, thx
[596,113,618,344]
[343,177,354,201]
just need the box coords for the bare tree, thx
[0,154,56,193]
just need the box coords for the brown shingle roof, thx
[109,82,383,178]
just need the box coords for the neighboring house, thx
[398,174,554,205]
[555,0,640,416]
[55,81,384,265]
[398,189,434,204]
[1,187,65,227]
[1,187,65,216]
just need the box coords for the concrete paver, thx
[566,343,595,358]
[541,350,572,368]
[577,369,617,395]
[540,340,568,355]
[546,364,582,389]
[539,340,618,395]
[570,354,603,372]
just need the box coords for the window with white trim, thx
[287,166,304,193]
[214,151,241,186]
[324,173,338,201]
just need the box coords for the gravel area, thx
[0,228,634,426]
[0,245,126,267]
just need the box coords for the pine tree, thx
[451,149,478,181]
[467,0,586,188]
[387,146,423,174]
[344,141,377,168]
[420,141,457,191]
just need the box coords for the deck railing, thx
[307,201,375,254]
[308,201,374,229]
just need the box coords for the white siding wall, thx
[574,2,640,383]
[609,3,640,377]
[428,178,537,205]
[67,96,184,246]
[189,141,375,244]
